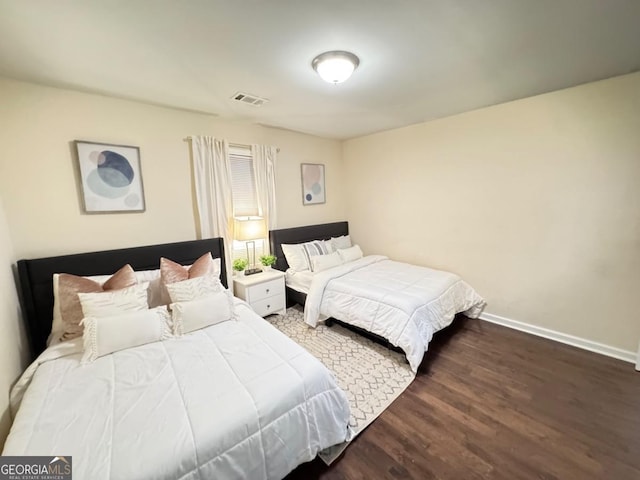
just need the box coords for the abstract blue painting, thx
[301,163,325,205]
[75,141,145,213]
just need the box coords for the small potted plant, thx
[232,258,248,276]
[259,254,277,270]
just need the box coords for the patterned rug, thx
[267,305,416,464]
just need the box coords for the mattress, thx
[3,300,351,480]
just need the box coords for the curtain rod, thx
[183,137,280,153]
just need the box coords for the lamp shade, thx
[234,217,267,241]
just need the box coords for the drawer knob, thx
[267,304,270,309]
[266,288,270,293]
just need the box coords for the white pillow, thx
[338,244,363,263]
[281,243,309,272]
[301,240,329,270]
[331,235,352,250]
[81,306,172,364]
[88,268,164,308]
[171,291,235,335]
[78,282,149,318]
[133,269,161,283]
[323,239,336,253]
[133,269,164,308]
[311,251,344,273]
[166,275,226,303]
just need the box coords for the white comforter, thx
[305,256,485,371]
[3,302,351,480]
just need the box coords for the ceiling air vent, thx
[231,92,269,107]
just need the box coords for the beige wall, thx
[0,77,345,447]
[0,77,345,260]
[0,196,29,450]
[343,72,640,353]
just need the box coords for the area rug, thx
[268,305,416,464]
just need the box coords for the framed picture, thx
[74,140,146,213]
[301,163,325,205]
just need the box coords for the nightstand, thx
[233,269,287,317]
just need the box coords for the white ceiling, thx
[1,0,639,140]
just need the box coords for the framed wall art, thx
[74,140,146,213]
[301,163,325,205]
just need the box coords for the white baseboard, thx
[479,312,637,365]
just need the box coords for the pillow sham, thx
[338,244,363,263]
[52,264,137,343]
[171,291,234,336]
[78,282,150,318]
[311,251,343,273]
[281,243,309,272]
[166,275,226,303]
[331,235,352,250]
[81,306,172,364]
[160,253,221,304]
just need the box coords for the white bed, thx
[302,255,486,371]
[285,269,314,294]
[3,300,351,480]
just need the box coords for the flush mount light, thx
[312,51,360,84]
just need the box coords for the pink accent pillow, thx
[159,253,219,304]
[57,264,137,342]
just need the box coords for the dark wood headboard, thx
[269,221,349,272]
[17,238,226,359]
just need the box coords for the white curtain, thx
[251,144,277,253]
[191,136,234,288]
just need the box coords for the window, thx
[230,151,259,217]
[229,148,264,261]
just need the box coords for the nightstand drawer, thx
[248,278,284,302]
[251,294,285,317]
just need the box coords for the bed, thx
[4,239,351,480]
[270,222,486,371]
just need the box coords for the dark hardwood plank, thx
[286,317,640,480]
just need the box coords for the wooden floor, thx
[286,317,640,480]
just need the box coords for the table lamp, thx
[234,217,267,275]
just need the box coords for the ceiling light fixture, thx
[312,51,360,84]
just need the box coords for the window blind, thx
[230,154,259,217]
[229,150,265,263]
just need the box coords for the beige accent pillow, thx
[57,264,137,342]
[78,282,150,318]
[171,292,234,336]
[81,306,172,364]
[159,253,221,304]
